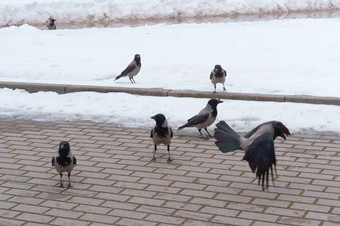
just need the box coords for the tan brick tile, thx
[45,208,84,219]
[116,218,157,226]
[5,188,40,198]
[252,222,285,226]
[278,194,316,204]
[163,175,196,183]
[238,211,279,222]
[137,205,175,215]
[211,215,252,225]
[302,190,339,199]
[155,192,191,202]
[171,181,206,190]
[200,206,239,217]
[305,212,340,222]
[49,218,90,226]
[139,178,171,186]
[164,201,201,212]
[12,204,49,214]
[15,212,54,224]
[74,204,111,214]
[317,199,340,207]
[68,196,104,206]
[108,209,148,219]
[265,207,305,217]
[121,188,156,198]
[0,218,25,226]
[40,200,78,210]
[180,189,216,198]
[291,203,330,213]
[101,200,137,210]
[251,198,290,208]
[95,192,130,202]
[0,209,21,219]
[281,217,321,225]
[80,213,119,224]
[227,202,265,213]
[8,196,45,205]
[146,214,185,225]
[215,194,252,203]
[241,190,278,199]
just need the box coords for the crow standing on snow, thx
[151,114,173,162]
[51,141,77,188]
[210,64,227,92]
[114,54,141,83]
[178,98,223,138]
[47,18,56,30]
[214,121,291,190]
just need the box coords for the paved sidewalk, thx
[0,117,340,225]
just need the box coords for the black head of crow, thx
[214,65,223,77]
[214,120,291,190]
[57,141,71,167]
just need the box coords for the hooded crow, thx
[210,65,227,93]
[51,141,77,188]
[151,114,173,162]
[114,54,141,83]
[178,98,223,138]
[214,121,291,190]
[47,18,56,30]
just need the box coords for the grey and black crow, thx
[210,65,227,92]
[51,141,77,188]
[151,114,173,162]
[214,121,291,190]
[47,18,56,30]
[114,54,141,83]
[178,98,223,138]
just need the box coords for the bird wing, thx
[223,69,227,77]
[186,113,209,127]
[51,156,55,166]
[120,62,136,76]
[210,71,214,79]
[242,132,276,190]
[150,129,154,138]
[170,128,173,138]
[73,156,77,166]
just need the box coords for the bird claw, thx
[59,183,64,188]
[167,158,172,163]
[151,157,156,162]
[67,183,72,189]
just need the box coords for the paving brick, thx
[15,212,54,224]
[211,215,252,225]
[146,214,185,225]
[238,211,279,222]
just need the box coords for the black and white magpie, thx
[214,121,291,190]
[47,18,56,30]
[51,141,77,188]
[178,98,223,138]
[150,114,173,162]
[210,64,227,93]
[114,54,141,83]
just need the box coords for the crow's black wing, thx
[73,156,77,166]
[51,157,55,167]
[170,128,173,138]
[186,113,209,127]
[150,129,154,138]
[242,132,276,190]
[210,71,214,79]
[120,62,136,76]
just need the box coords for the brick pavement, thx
[0,117,340,225]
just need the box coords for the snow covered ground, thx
[0,1,339,133]
[1,0,340,27]
[1,88,340,133]
[1,18,340,97]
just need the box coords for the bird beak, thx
[280,134,286,140]
[217,100,223,104]
[151,116,156,120]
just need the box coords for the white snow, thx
[1,18,340,97]
[1,88,339,133]
[1,0,340,27]
[0,1,339,133]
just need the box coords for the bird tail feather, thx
[114,74,122,81]
[214,121,241,153]
[178,124,186,131]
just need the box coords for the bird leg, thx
[151,145,157,162]
[59,173,64,188]
[213,85,216,93]
[223,85,226,91]
[167,145,172,163]
[131,77,136,83]
[67,172,72,188]
[129,77,134,84]
[198,129,204,138]
[204,128,213,138]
